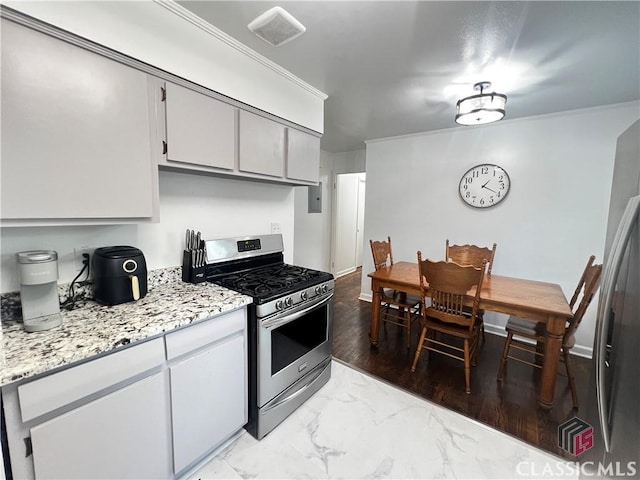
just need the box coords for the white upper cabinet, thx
[162,82,237,171]
[158,82,320,185]
[0,18,158,225]
[286,128,321,183]
[238,110,286,178]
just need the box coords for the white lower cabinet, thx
[0,307,248,480]
[170,334,247,474]
[166,307,247,475]
[30,371,173,480]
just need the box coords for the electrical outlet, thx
[74,246,94,271]
[270,222,282,234]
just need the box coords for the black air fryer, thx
[92,246,148,306]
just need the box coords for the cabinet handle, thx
[24,436,32,457]
[162,141,167,155]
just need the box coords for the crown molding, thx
[153,0,328,101]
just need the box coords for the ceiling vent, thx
[248,6,306,47]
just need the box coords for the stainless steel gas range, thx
[203,234,334,439]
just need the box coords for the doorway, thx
[332,172,366,277]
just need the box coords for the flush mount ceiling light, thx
[455,81,507,126]
[248,6,306,47]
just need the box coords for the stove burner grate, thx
[212,263,331,301]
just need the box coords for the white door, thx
[334,173,366,277]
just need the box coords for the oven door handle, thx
[261,358,331,414]
[262,293,334,330]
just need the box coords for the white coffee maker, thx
[16,250,62,332]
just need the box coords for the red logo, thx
[558,417,594,455]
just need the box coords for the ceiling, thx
[177,1,640,153]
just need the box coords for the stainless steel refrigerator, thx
[582,119,640,478]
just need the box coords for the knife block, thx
[181,250,206,284]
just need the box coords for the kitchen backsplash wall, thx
[0,170,295,293]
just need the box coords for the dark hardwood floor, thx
[332,268,592,459]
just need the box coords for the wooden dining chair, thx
[445,240,497,274]
[369,237,421,350]
[411,252,487,394]
[497,255,602,408]
[445,239,497,341]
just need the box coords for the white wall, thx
[361,102,640,358]
[293,149,366,272]
[3,0,325,132]
[293,152,334,272]
[1,171,295,293]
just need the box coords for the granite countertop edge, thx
[0,266,253,387]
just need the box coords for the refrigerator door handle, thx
[604,343,612,367]
[595,195,640,453]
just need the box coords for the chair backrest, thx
[564,255,603,347]
[445,240,497,274]
[417,251,486,331]
[370,236,394,270]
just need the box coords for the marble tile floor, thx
[190,360,573,479]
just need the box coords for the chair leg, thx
[564,348,579,409]
[497,332,513,382]
[406,308,411,350]
[411,327,428,372]
[464,339,471,394]
[382,304,389,331]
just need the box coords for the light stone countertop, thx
[0,267,252,386]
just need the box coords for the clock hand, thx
[482,184,498,194]
[481,179,491,188]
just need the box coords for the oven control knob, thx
[300,291,308,301]
[275,300,284,310]
[285,297,293,308]
[322,284,329,293]
[315,286,321,295]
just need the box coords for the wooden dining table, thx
[368,261,574,409]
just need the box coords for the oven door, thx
[257,292,333,406]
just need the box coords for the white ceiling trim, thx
[153,0,327,100]
[364,101,640,146]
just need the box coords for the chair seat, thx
[462,305,484,317]
[398,292,422,306]
[505,316,546,341]
[381,289,421,308]
[424,316,479,340]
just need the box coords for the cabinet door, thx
[30,372,172,479]
[238,110,285,178]
[170,334,247,474]
[164,82,236,170]
[0,19,155,221]
[286,128,321,183]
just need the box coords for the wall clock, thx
[459,164,510,208]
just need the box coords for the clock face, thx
[459,164,510,208]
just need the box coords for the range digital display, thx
[238,239,261,252]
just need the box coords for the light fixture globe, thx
[455,81,507,126]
